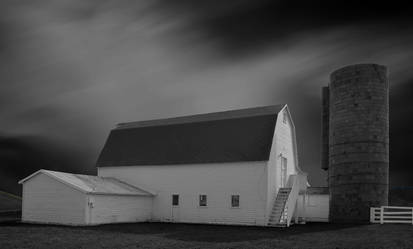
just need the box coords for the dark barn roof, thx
[96,105,285,167]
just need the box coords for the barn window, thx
[231,195,240,208]
[199,195,207,207]
[172,194,179,206]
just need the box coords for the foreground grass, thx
[1,222,412,249]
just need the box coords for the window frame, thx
[230,194,240,208]
[199,194,207,207]
[172,194,179,206]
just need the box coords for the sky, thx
[1,0,413,195]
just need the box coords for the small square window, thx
[231,195,240,208]
[172,194,179,206]
[199,195,207,207]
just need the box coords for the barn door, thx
[171,194,180,222]
[280,157,288,187]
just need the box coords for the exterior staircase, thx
[268,187,291,227]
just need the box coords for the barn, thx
[17,63,392,226]
[19,170,154,225]
[96,104,324,226]
[19,104,329,227]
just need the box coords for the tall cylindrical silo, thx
[328,63,389,223]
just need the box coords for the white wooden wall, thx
[98,161,268,226]
[297,194,329,222]
[88,195,152,224]
[274,108,298,186]
[22,173,86,225]
[266,107,298,220]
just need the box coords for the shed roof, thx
[19,170,154,196]
[96,105,285,167]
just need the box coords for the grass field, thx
[1,222,412,249]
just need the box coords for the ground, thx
[0,222,412,249]
[1,190,412,249]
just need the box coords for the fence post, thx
[380,207,384,224]
[370,208,373,223]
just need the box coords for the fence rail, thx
[370,206,413,224]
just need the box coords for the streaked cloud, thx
[0,0,412,194]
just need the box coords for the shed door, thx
[171,194,180,222]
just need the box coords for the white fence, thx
[370,206,413,224]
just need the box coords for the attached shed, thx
[297,187,329,222]
[19,170,154,225]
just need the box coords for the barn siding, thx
[275,108,298,184]
[98,161,268,226]
[88,195,152,224]
[22,173,86,225]
[297,194,329,222]
[266,107,298,220]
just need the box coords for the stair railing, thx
[284,174,307,227]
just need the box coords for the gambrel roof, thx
[96,105,286,167]
[19,170,155,196]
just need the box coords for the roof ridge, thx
[43,169,90,178]
[116,104,285,130]
[107,178,156,196]
[19,170,154,196]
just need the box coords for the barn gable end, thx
[21,173,87,225]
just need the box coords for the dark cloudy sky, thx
[1,0,413,195]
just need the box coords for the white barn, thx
[19,105,329,226]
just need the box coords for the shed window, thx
[172,194,179,206]
[231,195,240,208]
[283,112,287,124]
[199,195,207,207]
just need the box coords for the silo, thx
[328,63,389,223]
